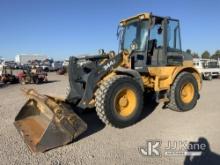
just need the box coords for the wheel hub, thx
[119,96,128,107]
[180,82,195,104]
[114,88,137,117]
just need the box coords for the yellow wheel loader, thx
[14,12,202,152]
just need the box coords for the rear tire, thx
[20,78,26,85]
[95,75,143,128]
[35,78,40,84]
[167,72,199,111]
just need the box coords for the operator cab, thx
[119,13,184,71]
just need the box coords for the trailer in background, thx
[15,54,48,65]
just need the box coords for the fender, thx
[114,67,144,90]
[172,67,202,90]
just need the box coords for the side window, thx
[167,20,181,51]
[150,23,163,47]
[123,23,137,50]
[139,21,148,51]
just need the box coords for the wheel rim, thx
[114,88,137,117]
[180,82,195,104]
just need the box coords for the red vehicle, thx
[17,67,48,84]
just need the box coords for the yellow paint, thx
[120,13,150,26]
[180,82,195,104]
[114,88,137,117]
[120,50,131,68]
[141,65,201,92]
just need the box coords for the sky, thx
[0,0,220,60]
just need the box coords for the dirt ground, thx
[0,73,220,165]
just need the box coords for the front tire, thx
[95,75,143,128]
[207,74,212,81]
[167,72,199,111]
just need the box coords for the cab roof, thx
[120,12,178,25]
[120,13,151,25]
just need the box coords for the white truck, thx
[193,58,220,80]
[41,61,63,72]
[0,59,5,76]
[0,64,3,76]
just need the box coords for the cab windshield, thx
[120,20,149,52]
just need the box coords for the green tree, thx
[201,51,210,59]
[211,50,220,59]
[186,49,192,55]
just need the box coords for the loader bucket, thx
[14,89,87,153]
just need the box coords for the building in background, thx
[15,54,48,64]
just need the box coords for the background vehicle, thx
[40,60,63,72]
[62,59,69,67]
[56,67,67,75]
[14,12,202,153]
[51,61,63,71]
[17,67,48,84]
[193,58,220,80]
[0,64,3,76]
[0,66,19,84]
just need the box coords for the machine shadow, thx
[184,137,220,165]
[75,109,105,141]
[45,80,61,84]
[139,92,159,121]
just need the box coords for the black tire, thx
[207,74,212,81]
[167,72,199,111]
[2,79,8,84]
[203,73,212,80]
[20,78,26,85]
[95,75,143,128]
[207,73,212,81]
[34,77,39,84]
[44,68,49,72]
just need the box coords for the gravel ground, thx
[0,73,220,165]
